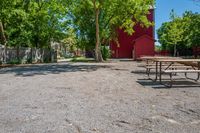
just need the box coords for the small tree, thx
[157,10,184,56]
[157,22,171,50]
[167,19,184,56]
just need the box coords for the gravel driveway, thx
[0,60,200,133]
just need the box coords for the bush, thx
[60,50,74,58]
[101,46,111,60]
[7,59,21,64]
[26,57,32,64]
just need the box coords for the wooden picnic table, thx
[140,56,180,66]
[140,56,175,61]
[140,56,181,79]
[153,58,200,79]
[140,56,200,87]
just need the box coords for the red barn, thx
[110,9,155,60]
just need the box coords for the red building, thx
[110,9,155,60]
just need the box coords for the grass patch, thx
[71,57,95,62]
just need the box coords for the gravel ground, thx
[0,60,200,133]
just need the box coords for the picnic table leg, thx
[159,62,162,83]
[169,72,173,87]
[185,62,200,81]
[198,62,200,80]
[155,61,158,81]
[159,61,172,87]
[146,59,149,75]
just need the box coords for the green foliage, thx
[7,58,21,65]
[62,28,77,52]
[101,46,111,60]
[157,22,171,50]
[71,57,95,62]
[182,11,200,47]
[1,0,155,62]
[70,0,154,61]
[60,50,73,58]
[0,0,70,48]
[155,45,162,51]
[157,10,200,56]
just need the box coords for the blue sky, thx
[155,0,200,44]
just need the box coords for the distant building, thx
[110,9,155,60]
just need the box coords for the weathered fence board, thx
[0,47,57,64]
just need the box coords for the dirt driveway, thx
[0,60,200,133]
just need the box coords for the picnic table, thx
[140,56,200,87]
[140,56,181,79]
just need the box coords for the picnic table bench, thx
[140,56,200,87]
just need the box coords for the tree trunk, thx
[174,44,177,57]
[94,2,103,62]
[194,46,197,59]
[0,20,7,63]
[16,46,20,62]
[30,47,33,63]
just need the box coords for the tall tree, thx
[168,10,184,56]
[157,10,200,56]
[71,0,154,62]
[157,10,185,56]
[182,11,200,47]
[157,22,171,50]
[0,0,70,47]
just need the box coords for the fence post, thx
[3,46,7,63]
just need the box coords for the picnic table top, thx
[140,56,180,60]
[153,58,200,62]
[140,56,200,62]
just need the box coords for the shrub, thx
[7,59,21,64]
[101,46,111,60]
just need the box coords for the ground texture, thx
[0,60,200,133]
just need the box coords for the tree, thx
[71,0,154,62]
[157,10,200,56]
[157,10,185,56]
[0,0,16,62]
[62,28,77,54]
[167,21,184,56]
[0,0,71,63]
[0,0,70,48]
[182,11,200,47]
[157,22,171,50]
[167,10,184,56]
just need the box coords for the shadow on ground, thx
[0,63,111,77]
[131,70,171,76]
[132,69,200,88]
[137,78,200,89]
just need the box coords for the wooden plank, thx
[147,66,193,69]
[164,70,200,73]
[179,62,198,67]
[154,59,200,62]
[141,56,176,60]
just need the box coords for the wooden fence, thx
[0,47,57,64]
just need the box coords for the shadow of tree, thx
[0,63,111,77]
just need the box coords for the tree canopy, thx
[70,0,154,61]
[1,0,155,62]
[0,0,70,48]
[157,10,200,56]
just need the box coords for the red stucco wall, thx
[110,9,155,58]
